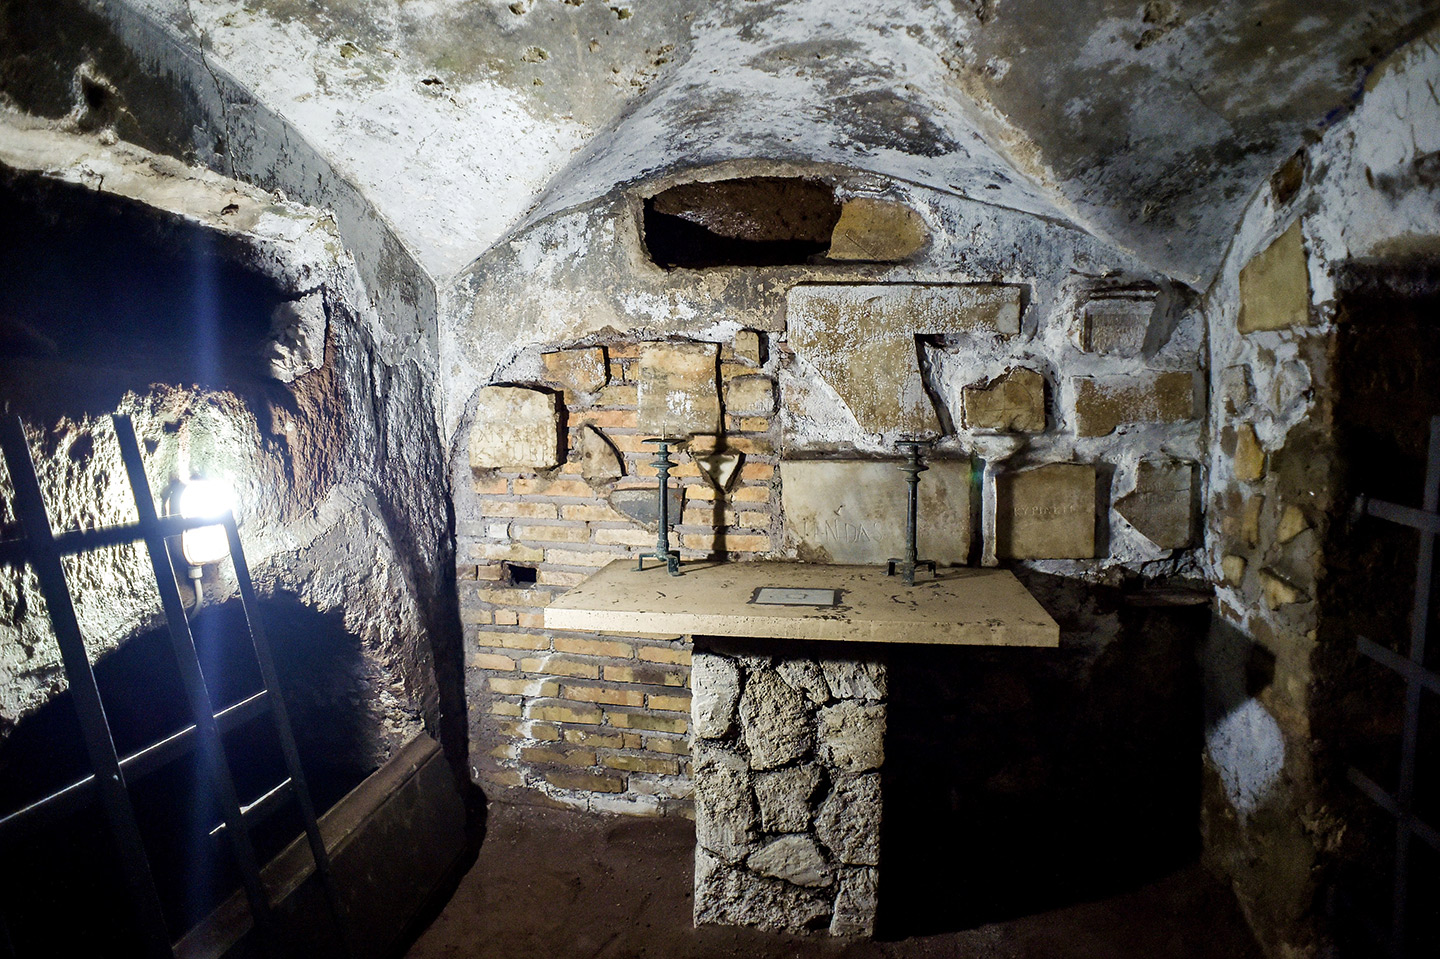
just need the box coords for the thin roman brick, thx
[475,562,506,581]
[471,652,516,671]
[477,586,556,608]
[489,699,523,718]
[603,663,687,686]
[628,775,694,800]
[495,720,561,741]
[601,753,680,775]
[521,746,597,768]
[607,433,654,454]
[564,728,626,749]
[643,734,691,756]
[738,511,773,529]
[605,709,688,734]
[607,342,643,359]
[512,524,590,544]
[553,636,634,658]
[719,362,752,381]
[542,770,625,793]
[489,676,560,697]
[740,462,775,481]
[623,733,644,749]
[736,417,771,433]
[545,547,620,567]
[730,485,773,503]
[517,612,546,628]
[493,609,520,626]
[538,568,589,587]
[486,631,552,651]
[467,541,545,563]
[519,656,600,679]
[648,691,692,712]
[725,436,773,455]
[561,684,646,707]
[573,409,638,430]
[681,532,771,552]
[513,478,596,497]
[487,743,516,760]
[608,359,628,382]
[560,502,628,522]
[486,769,524,788]
[457,564,479,581]
[473,475,509,495]
[528,700,605,725]
[460,607,493,625]
[482,501,559,520]
[637,644,691,666]
[681,508,736,526]
[592,527,656,548]
[686,484,718,502]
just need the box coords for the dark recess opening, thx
[641,176,841,269]
[0,597,374,957]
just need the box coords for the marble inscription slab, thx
[780,459,972,565]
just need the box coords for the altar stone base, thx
[690,642,887,937]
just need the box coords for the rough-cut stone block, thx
[638,341,721,437]
[739,668,812,770]
[780,459,971,565]
[1116,459,1196,550]
[754,765,823,833]
[962,368,1046,432]
[608,487,684,528]
[1277,505,1309,544]
[819,660,886,700]
[776,659,830,705]
[692,652,741,740]
[469,386,561,470]
[815,774,881,866]
[542,346,608,393]
[1221,554,1246,586]
[787,284,1022,434]
[693,744,756,862]
[1234,424,1266,483]
[1238,222,1310,333]
[1081,296,1154,355]
[747,835,833,888]
[995,463,1096,560]
[817,701,885,773]
[575,425,623,486]
[829,867,879,938]
[734,329,764,366]
[694,848,831,932]
[1261,568,1307,607]
[826,197,928,262]
[725,375,776,415]
[1072,371,1195,436]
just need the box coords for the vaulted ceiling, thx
[4,0,1438,285]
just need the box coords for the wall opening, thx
[641,177,841,269]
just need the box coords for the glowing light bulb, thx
[178,478,236,566]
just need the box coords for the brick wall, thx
[460,337,778,816]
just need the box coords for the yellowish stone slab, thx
[545,560,1058,647]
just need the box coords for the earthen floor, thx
[404,801,1263,959]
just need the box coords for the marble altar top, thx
[544,560,1060,647]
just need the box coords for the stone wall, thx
[460,338,779,815]
[450,170,1212,819]
[0,122,452,775]
[1199,27,1440,958]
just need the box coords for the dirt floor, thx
[403,801,1264,959]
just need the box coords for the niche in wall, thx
[641,176,842,268]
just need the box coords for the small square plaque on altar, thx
[750,587,839,607]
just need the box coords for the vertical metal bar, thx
[223,515,353,956]
[0,417,174,959]
[1391,414,1440,955]
[110,415,284,957]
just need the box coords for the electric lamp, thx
[176,477,236,567]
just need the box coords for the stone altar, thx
[545,560,1059,936]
